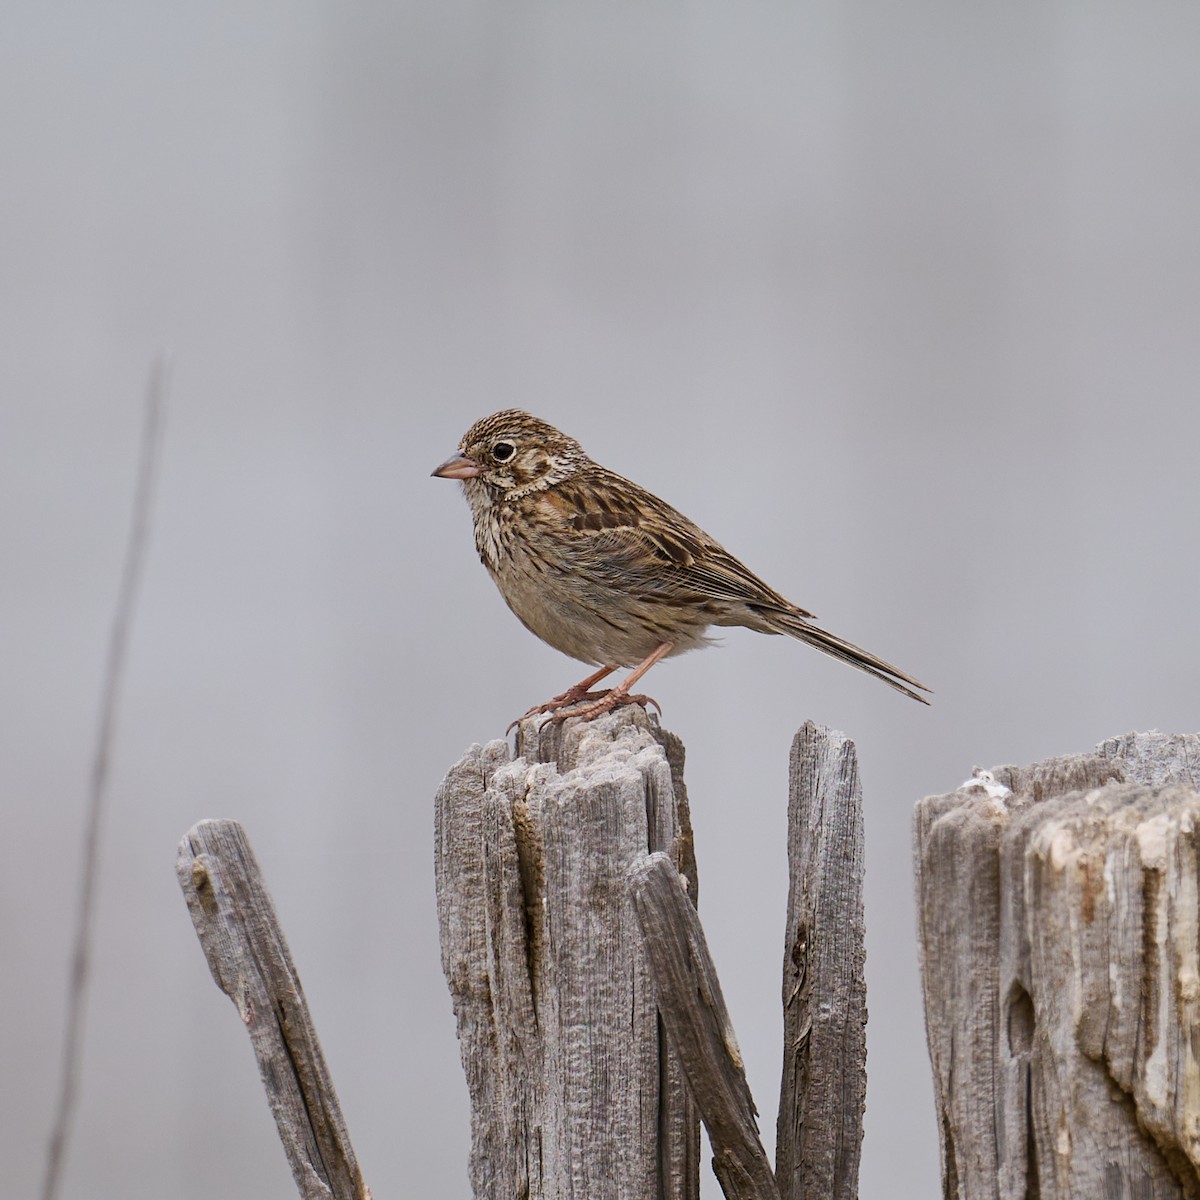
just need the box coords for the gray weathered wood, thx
[630,852,780,1200]
[177,820,370,1200]
[435,706,700,1199]
[915,731,1200,1200]
[776,722,866,1200]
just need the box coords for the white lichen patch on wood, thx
[1136,810,1173,870]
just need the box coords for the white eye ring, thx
[491,441,516,462]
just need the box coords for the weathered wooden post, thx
[915,730,1200,1199]
[434,707,868,1199]
[177,820,371,1200]
[434,707,702,1197]
[776,723,867,1200]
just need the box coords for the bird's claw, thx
[545,690,661,725]
[506,688,614,734]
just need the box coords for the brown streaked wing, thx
[542,468,813,616]
[542,473,701,566]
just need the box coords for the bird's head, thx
[432,410,587,500]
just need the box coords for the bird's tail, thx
[757,607,931,704]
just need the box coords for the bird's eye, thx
[491,441,516,463]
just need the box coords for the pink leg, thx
[507,664,618,732]
[547,642,673,724]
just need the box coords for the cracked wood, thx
[915,731,1200,1200]
[435,707,700,1200]
[177,819,369,1200]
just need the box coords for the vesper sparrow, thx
[433,410,930,722]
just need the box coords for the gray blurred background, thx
[3,2,1198,1197]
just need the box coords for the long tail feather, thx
[761,608,931,704]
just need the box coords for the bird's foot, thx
[546,689,661,725]
[506,686,614,734]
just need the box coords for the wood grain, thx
[435,706,700,1199]
[776,722,866,1200]
[915,731,1200,1199]
[630,852,779,1200]
[177,819,369,1200]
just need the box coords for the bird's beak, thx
[432,452,484,480]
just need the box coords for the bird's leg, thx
[548,642,673,724]
[507,664,618,732]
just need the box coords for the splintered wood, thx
[177,819,370,1200]
[434,707,701,1200]
[776,722,866,1200]
[915,731,1200,1200]
[630,852,778,1200]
